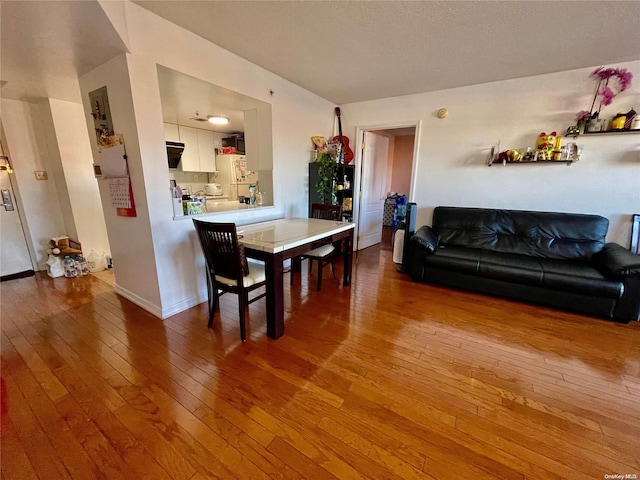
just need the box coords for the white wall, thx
[47,99,110,256]
[79,53,163,315]
[342,61,640,246]
[79,2,335,318]
[0,99,67,268]
[1,97,110,270]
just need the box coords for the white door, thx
[357,131,389,250]
[0,153,33,278]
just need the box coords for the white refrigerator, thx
[215,154,259,201]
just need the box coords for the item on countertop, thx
[632,115,640,130]
[186,201,203,215]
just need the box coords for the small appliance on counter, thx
[204,183,223,196]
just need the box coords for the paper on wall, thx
[99,143,128,178]
[109,177,131,208]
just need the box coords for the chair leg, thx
[331,257,337,279]
[207,274,217,328]
[238,292,247,342]
[317,259,323,291]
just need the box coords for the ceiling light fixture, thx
[207,114,230,125]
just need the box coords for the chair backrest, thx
[311,203,342,221]
[193,220,248,282]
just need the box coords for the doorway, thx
[0,137,35,280]
[353,123,419,251]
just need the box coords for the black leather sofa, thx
[408,207,640,323]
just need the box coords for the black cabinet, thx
[308,162,355,221]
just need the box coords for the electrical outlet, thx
[193,174,199,181]
[34,170,48,180]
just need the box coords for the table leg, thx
[265,252,284,339]
[343,229,354,286]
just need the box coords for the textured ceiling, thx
[2,1,639,106]
[133,0,640,104]
[0,1,129,102]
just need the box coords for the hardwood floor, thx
[2,242,640,479]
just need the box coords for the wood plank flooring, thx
[2,242,640,479]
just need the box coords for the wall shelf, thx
[566,129,640,138]
[581,129,640,136]
[488,159,577,167]
[486,143,579,167]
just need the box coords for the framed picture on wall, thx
[88,86,114,146]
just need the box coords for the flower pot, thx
[585,118,605,133]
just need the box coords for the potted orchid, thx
[576,66,633,133]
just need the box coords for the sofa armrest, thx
[592,243,640,279]
[410,226,440,254]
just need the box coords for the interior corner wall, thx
[48,98,111,255]
[79,53,162,315]
[0,99,67,269]
[33,100,79,243]
[391,135,414,196]
[341,60,640,246]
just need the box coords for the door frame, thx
[0,128,39,273]
[352,120,421,251]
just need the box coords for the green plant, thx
[315,151,338,204]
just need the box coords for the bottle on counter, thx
[249,184,256,205]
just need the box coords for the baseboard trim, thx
[161,289,207,319]
[113,284,207,320]
[1,270,35,282]
[114,284,163,318]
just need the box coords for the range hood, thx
[166,141,184,169]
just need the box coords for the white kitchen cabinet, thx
[178,125,200,172]
[163,123,218,172]
[173,126,215,172]
[197,129,216,172]
[163,123,180,142]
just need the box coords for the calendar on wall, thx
[109,177,136,217]
[109,178,131,208]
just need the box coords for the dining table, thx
[238,217,355,339]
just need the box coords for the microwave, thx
[222,136,245,154]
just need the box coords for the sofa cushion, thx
[537,258,623,298]
[423,247,623,299]
[433,207,608,260]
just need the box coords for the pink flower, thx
[617,69,633,91]
[581,66,634,118]
[599,86,615,106]
[576,110,592,121]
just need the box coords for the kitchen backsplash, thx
[169,170,212,196]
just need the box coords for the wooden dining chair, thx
[291,203,343,291]
[193,219,266,341]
